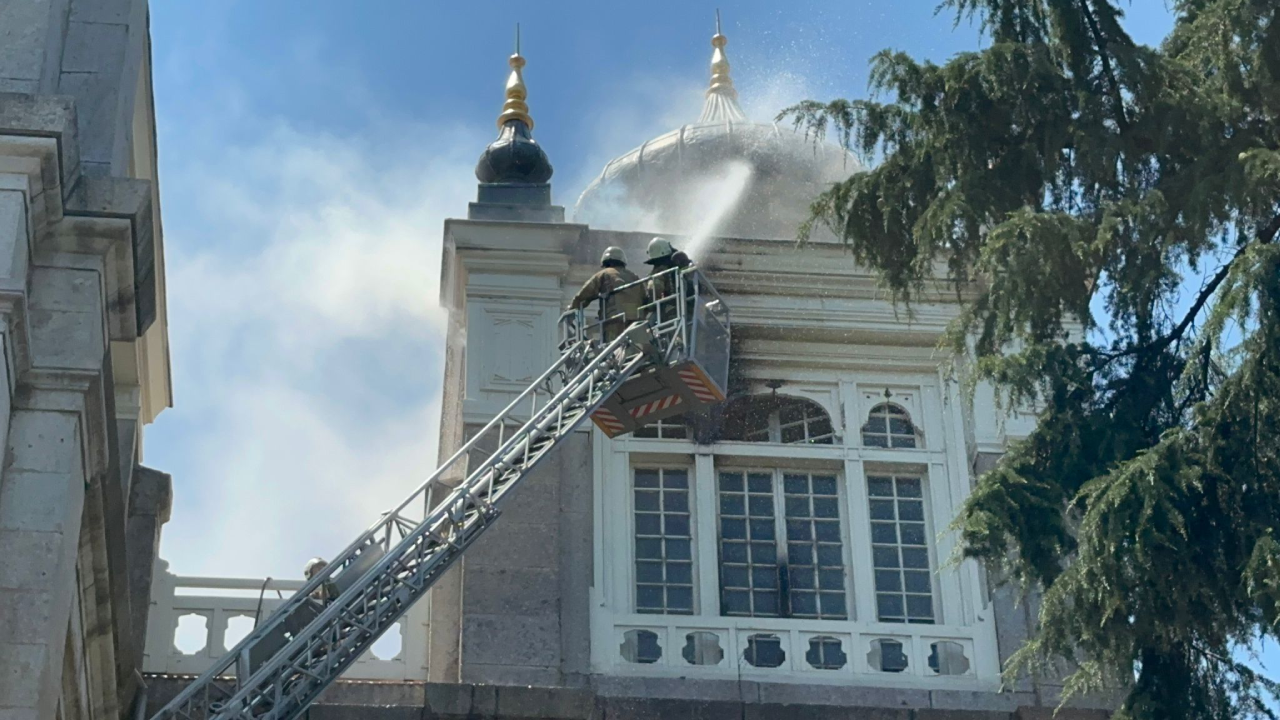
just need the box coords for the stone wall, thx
[143,677,1114,720]
[0,2,172,715]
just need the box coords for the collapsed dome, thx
[573,120,861,241]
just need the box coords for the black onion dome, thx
[475,120,554,184]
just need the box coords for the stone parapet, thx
[142,677,1113,720]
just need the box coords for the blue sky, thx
[141,0,1277,687]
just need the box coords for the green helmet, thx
[601,246,627,266]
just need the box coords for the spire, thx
[699,10,748,123]
[497,24,534,129]
[475,24,554,187]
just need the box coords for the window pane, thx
[898,500,925,522]
[784,496,809,517]
[900,522,926,545]
[723,565,749,588]
[722,541,747,563]
[812,477,838,496]
[667,562,693,585]
[634,468,695,615]
[721,518,746,540]
[788,543,813,565]
[864,415,888,433]
[749,495,775,517]
[902,547,929,569]
[863,433,889,447]
[781,424,805,444]
[666,539,692,560]
[814,520,841,542]
[877,593,904,619]
[871,522,898,544]
[749,519,775,541]
[747,473,772,493]
[903,570,931,594]
[791,591,818,616]
[784,475,808,494]
[723,590,750,615]
[891,434,917,449]
[750,542,777,564]
[869,499,896,520]
[816,545,843,567]
[888,417,914,435]
[818,569,844,591]
[636,561,663,583]
[635,490,660,511]
[663,491,689,512]
[906,594,934,621]
[819,592,847,618]
[720,494,745,516]
[664,514,690,536]
[752,567,779,590]
[667,586,694,613]
[786,521,812,541]
[637,585,664,610]
[873,546,900,568]
[790,568,815,590]
[867,477,894,497]
[720,472,743,492]
[875,569,902,592]
[812,497,839,518]
[636,514,661,535]
[753,592,779,616]
[896,477,922,497]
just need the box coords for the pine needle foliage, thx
[781,1,1280,717]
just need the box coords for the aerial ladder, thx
[147,267,731,720]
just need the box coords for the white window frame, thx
[711,464,854,621]
[592,372,1000,686]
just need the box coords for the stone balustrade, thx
[143,561,429,681]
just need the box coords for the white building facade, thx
[143,24,1107,720]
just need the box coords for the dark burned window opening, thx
[717,394,835,445]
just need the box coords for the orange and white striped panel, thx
[629,394,683,420]
[591,406,627,436]
[677,365,725,403]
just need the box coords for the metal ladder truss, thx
[149,323,653,720]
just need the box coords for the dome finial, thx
[700,10,748,123]
[497,23,534,130]
[475,25,554,186]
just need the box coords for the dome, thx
[573,120,861,240]
[572,24,863,241]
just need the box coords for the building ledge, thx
[142,676,1113,720]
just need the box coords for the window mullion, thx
[694,454,719,616]
[772,468,789,618]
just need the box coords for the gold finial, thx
[497,23,534,130]
[708,9,736,99]
[699,10,747,123]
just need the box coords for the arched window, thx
[718,395,835,445]
[861,403,918,449]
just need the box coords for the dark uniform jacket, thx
[646,251,694,318]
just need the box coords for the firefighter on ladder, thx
[644,237,694,326]
[568,246,647,343]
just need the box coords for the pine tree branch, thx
[1094,212,1280,363]
[1079,0,1130,133]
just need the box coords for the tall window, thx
[634,468,694,614]
[717,470,848,619]
[861,403,919,448]
[867,474,935,623]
